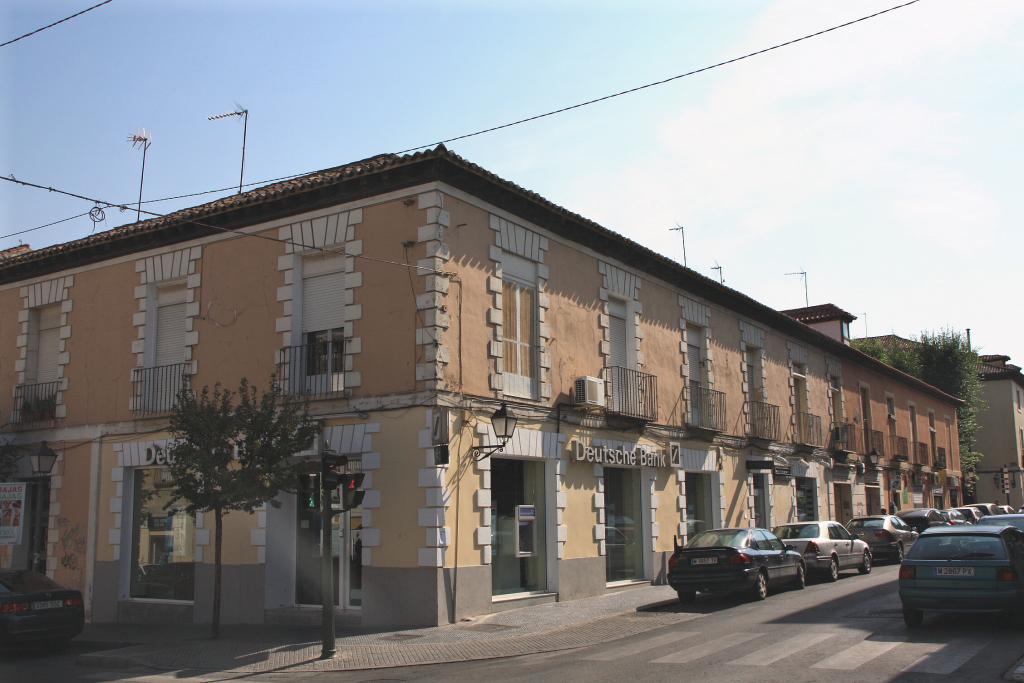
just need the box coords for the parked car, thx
[996,505,1017,515]
[967,503,1001,518]
[953,507,982,524]
[773,521,872,580]
[0,570,84,646]
[976,514,1024,531]
[898,525,1024,627]
[848,515,919,563]
[938,509,969,525]
[897,508,949,534]
[668,528,804,603]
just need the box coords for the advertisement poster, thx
[0,483,27,545]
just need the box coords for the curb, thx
[1006,654,1024,683]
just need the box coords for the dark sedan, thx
[897,508,949,534]
[668,528,805,603]
[848,515,919,563]
[0,570,84,646]
[977,514,1024,532]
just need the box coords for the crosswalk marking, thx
[904,639,989,675]
[732,631,836,665]
[650,632,761,665]
[584,630,700,661]
[811,638,903,670]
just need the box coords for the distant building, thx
[974,355,1024,507]
[781,304,855,345]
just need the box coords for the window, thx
[795,478,817,521]
[299,255,347,392]
[687,325,704,385]
[26,304,61,385]
[792,364,808,415]
[746,347,764,400]
[491,458,547,594]
[129,467,195,600]
[154,284,186,367]
[909,405,919,444]
[860,386,872,448]
[501,254,538,399]
[928,412,937,463]
[828,375,843,422]
[684,472,714,537]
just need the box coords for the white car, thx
[772,521,872,581]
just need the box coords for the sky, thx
[2,0,1022,360]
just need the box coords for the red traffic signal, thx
[321,453,348,492]
[340,473,366,511]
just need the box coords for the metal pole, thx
[320,451,336,659]
[238,110,248,194]
[803,273,809,308]
[136,142,148,223]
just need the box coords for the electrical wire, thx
[1,0,114,49]
[2,0,923,243]
[0,212,90,241]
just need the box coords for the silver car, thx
[772,521,872,581]
[848,515,919,563]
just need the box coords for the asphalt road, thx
[3,564,1023,682]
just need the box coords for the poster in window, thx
[0,483,27,545]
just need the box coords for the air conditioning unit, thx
[574,376,606,408]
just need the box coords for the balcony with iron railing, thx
[868,429,886,457]
[795,412,823,447]
[916,441,930,466]
[685,384,726,432]
[749,401,781,441]
[12,381,59,425]
[891,435,910,461]
[936,446,947,470]
[603,366,658,422]
[132,363,191,416]
[277,340,346,398]
[830,422,862,453]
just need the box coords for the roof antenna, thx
[785,270,809,307]
[711,261,724,284]
[208,107,249,194]
[127,129,152,223]
[669,223,687,267]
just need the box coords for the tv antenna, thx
[669,223,687,267]
[785,269,809,308]
[208,107,249,194]
[126,129,152,223]
[711,261,724,284]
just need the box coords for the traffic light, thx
[340,472,366,511]
[321,453,349,493]
[302,474,320,510]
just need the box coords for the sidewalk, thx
[78,584,695,673]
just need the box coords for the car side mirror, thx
[784,544,795,552]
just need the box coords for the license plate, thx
[31,600,63,610]
[691,557,718,565]
[935,567,975,577]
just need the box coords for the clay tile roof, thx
[0,244,31,260]
[780,303,857,324]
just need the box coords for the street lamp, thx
[474,404,518,461]
[30,441,59,476]
[866,448,880,468]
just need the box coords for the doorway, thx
[752,474,771,528]
[833,483,853,524]
[605,467,643,582]
[865,487,882,516]
[294,474,362,609]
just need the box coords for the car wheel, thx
[858,551,872,575]
[827,556,839,582]
[903,608,924,628]
[793,562,806,590]
[750,570,768,601]
[677,590,696,604]
[894,544,904,564]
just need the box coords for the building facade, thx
[0,147,962,627]
[974,355,1024,508]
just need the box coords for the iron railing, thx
[830,422,861,453]
[916,441,930,466]
[603,366,657,422]
[869,429,886,457]
[795,412,823,447]
[749,401,781,441]
[936,446,947,470]
[277,340,346,398]
[891,435,910,460]
[686,384,726,432]
[132,363,190,416]
[12,381,59,424]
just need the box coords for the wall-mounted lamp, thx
[866,448,880,468]
[474,404,518,461]
[31,441,59,476]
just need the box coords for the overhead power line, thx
[1,0,114,49]
[3,0,923,242]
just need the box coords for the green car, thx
[898,525,1024,627]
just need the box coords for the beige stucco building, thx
[0,147,962,627]
[974,355,1024,508]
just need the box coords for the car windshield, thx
[848,519,884,529]
[0,571,63,593]
[906,535,1007,560]
[687,530,747,549]
[978,516,1024,531]
[773,524,819,539]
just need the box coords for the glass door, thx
[342,511,362,608]
[605,467,643,582]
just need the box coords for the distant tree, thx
[164,378,319,637]
[0,441,19,480]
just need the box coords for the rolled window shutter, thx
[609,313,627,369]
[156,302,187,366]
[303,270,347,333]
[34,305,62,384]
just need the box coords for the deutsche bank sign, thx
[571,441,676,468]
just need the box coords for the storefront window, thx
[491,459,546,595]
[684,472,714,538]
[605,467,643,582]
[130,468,195,600]
[753,474,770,528]
[795,477,817,521]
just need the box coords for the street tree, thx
[165,377,319,637]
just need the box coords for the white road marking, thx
[811,638,904,670]
[904,638,989,675]
[584,630,700,661]
[732,631,836,665]
[650,632,762,664]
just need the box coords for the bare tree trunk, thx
[213,506,223,638]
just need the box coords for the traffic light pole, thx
[319,455,336,660]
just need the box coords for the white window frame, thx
[501,254,539,400]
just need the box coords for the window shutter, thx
[34,305,62,384]
[302,256,347,333]
[156,301,187,367]
[608,310,628,369]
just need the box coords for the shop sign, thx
[0,483,27,545]
[931,487,943,495]
[773,466,792,479]
[571,441,675,468]
[122,444,176,467]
